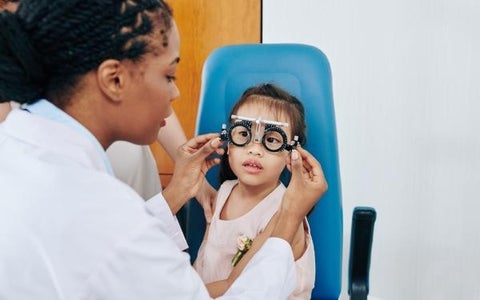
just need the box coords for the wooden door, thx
[151,0,261,187]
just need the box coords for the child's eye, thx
[166,75,177,82]
[266,136,281,144]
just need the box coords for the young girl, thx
[194,83,315,299]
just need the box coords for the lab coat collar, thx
[2,100,113,175]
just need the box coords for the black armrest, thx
[348,207,377,300]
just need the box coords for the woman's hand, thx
[163,133,224,214]
[273,146,328,244]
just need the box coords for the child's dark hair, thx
[220,83,307,182]
[0,0,173,107]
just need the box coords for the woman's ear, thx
[96,59,125,103]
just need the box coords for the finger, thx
[184,133,220,152]
[297,147,327,184]
[197,136,223,158]
[215,147,225,156]
[289,149,303,182]
[284,152,293,172]
[297,147,319,171]
[203,157,221,173]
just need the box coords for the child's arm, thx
[205,213,308,298]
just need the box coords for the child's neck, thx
[235,180,280,202]
[220,180,280,220]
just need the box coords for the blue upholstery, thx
[186,43,343,300]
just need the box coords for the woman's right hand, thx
[273,146,328,244]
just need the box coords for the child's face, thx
[227,101,292,188]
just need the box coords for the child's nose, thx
[246,140,264,156]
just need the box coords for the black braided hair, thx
[0,0,173,106]
[219,83,307,183]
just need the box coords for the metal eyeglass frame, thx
[219,114,299,152]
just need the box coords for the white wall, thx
[263,1,480,299]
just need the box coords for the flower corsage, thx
[231,235,253,267]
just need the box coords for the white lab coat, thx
[106,141,162,199]
[0,101,296,300]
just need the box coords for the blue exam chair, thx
[184,43,376,300]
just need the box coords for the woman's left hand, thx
[163,133,223,214]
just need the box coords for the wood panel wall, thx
[151,0,261,187]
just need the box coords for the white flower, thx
[232,235,253,266]
[237,235,251,251]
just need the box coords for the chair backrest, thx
[185,43,343,300]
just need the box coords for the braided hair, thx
[219,83,307,183]
[0,0,173,107]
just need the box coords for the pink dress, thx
[194,180,316,299]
